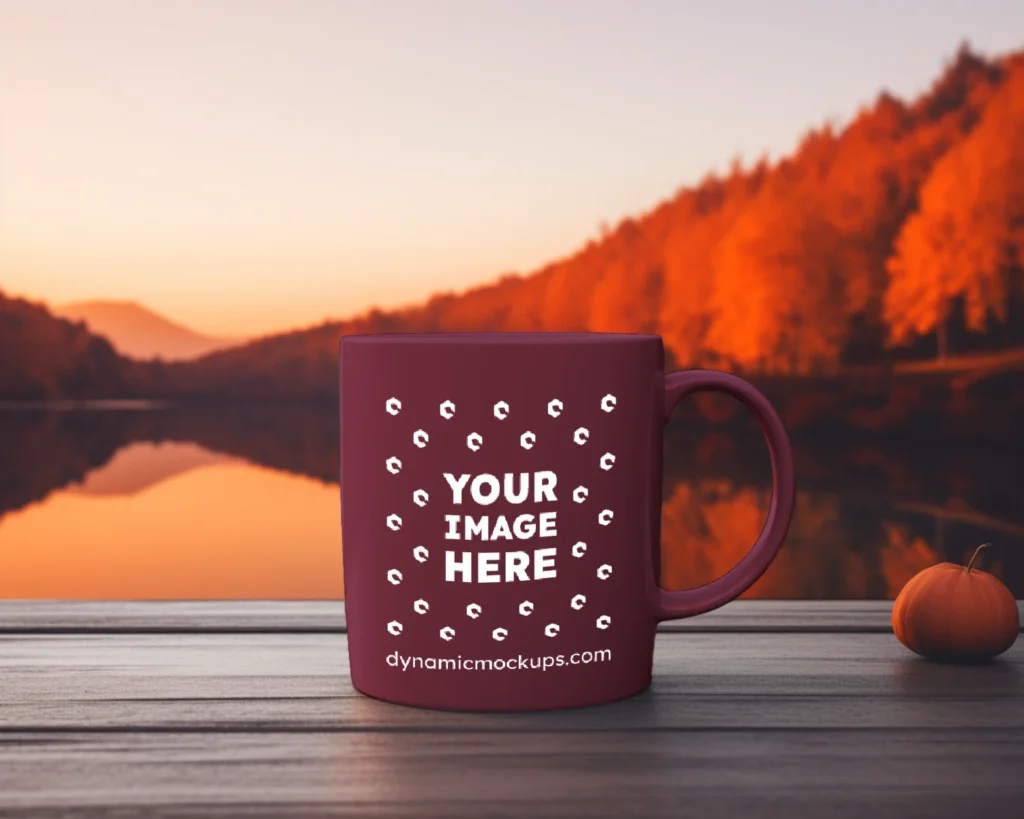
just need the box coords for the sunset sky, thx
[2,0,1023,338]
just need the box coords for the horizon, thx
[3,1,1024,338]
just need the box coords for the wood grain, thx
[0,631,1022,731]
[1,729,1022,819]
[0,601,346,633]
[1,603,1022,818]
[0,599,957,633]
[2,599,1020,634]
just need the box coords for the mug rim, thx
[340,331,662,346]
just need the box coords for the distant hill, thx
[53,300,244,361]
[158,44,1024,400]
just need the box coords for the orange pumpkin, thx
[892,543,1019,663]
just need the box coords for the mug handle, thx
[653,369,796,620]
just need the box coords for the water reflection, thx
[0,441,342,599]
[0,404,1020,599]
[660,483,955,598]
[67,441,233,496]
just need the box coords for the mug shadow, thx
[346,682,662,731]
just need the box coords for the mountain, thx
[53,300,243,361]
[158,44,1024,400]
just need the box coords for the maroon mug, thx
[340,332,795,711]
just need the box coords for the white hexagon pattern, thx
[380,392,625,648]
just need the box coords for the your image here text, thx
[441,470,563,583]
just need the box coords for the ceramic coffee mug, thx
[340,332,795,711]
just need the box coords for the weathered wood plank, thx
[0,631,1022,817]
[0,730,1022,818]
[0,599,994,634]
[0,601,347,634]
[1,599,1020,634]
[1,624,1023,817]
[1,633,1021,731]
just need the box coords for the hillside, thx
[54,300,243,361]
[0,291,135,400]
[2,44,1023,404]
[157,44,1024,400]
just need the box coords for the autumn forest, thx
[2,46,1024,406]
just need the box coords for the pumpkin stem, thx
[965,543,992,573]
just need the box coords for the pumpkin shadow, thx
[891,654,1023,699]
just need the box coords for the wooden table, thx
[2,601,1022,818]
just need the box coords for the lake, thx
[1,401,1021,599]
